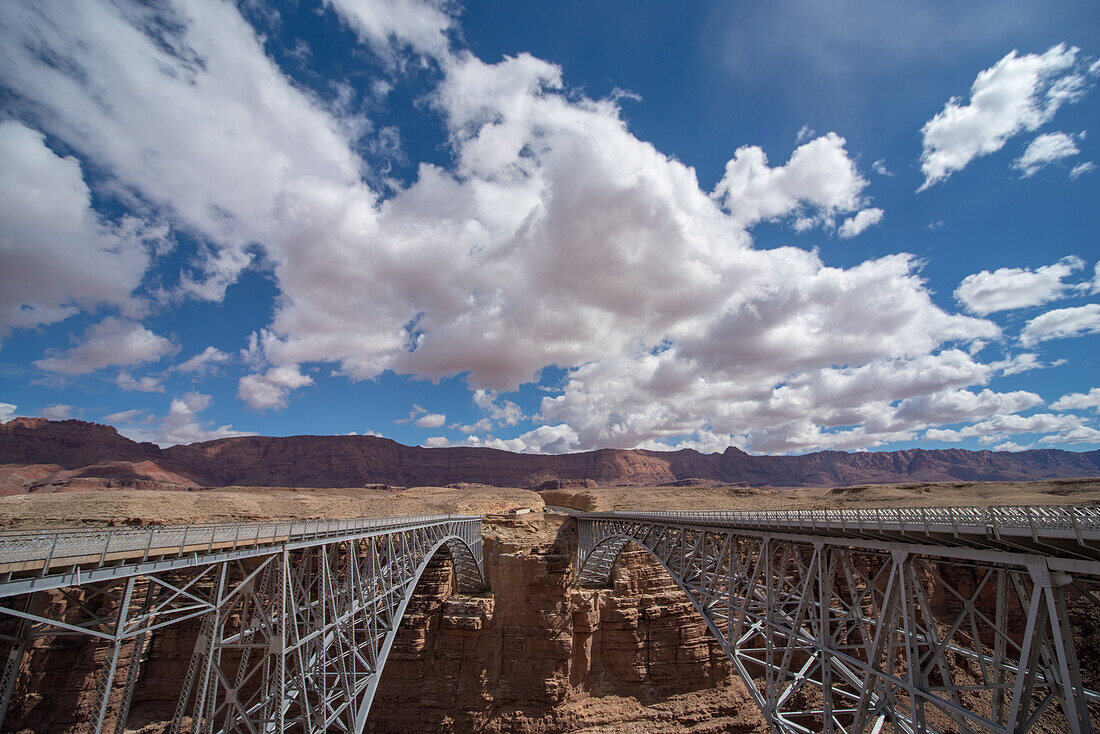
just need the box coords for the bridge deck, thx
[0,514,479,597]
[580,505,1100,561]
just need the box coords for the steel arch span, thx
[0,514,485,734]
[576,507,1100,734]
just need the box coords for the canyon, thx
[365,515,767,734]
[3,418,1100,496]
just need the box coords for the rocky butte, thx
[2,418,1099,495]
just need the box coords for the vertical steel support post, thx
[898,552,928,732]
[92,576,137,734]
[817,542,835,734]
[1006,574,1047,733]
[194,561,229,734]
[992,568,1009,728]
[112,578,156,734]
[277,548,289,734]
[1041,569,1089,734]
[0,592,35,729]
[763,535,775,717]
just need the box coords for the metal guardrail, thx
[0,514,478,572]
[582,505,1100,539]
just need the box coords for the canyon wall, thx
[3,418,1100,495]
[366,514,767,734]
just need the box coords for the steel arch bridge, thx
[577,506,1100,734]
[0,514,484,734]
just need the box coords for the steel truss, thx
[577,507,1100,734]
[0,515,484,733]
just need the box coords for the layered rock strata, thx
[366,515,767,733]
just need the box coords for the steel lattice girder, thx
[577,513,1100,734]
[0,516,484,734]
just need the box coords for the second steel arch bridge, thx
[577,505,1100,734]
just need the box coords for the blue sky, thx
[1,0,1098,455]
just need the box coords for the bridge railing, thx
[581,504,1100,539]
[0,514,478,578]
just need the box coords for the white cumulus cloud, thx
[434,424,580,454]
[1037,426,1100,445]
[712,132,877,232]
[924,412,1089,444]
[116,373,165,393]
[896,388,1044,427]
[1052,388,1100,412]
[324,0,454,61]
[1069,161,1096,179]
[990,352,1066,377]
[991,441,1030,452]
[237,366,314,411]
[1013,132,1081,177]
[1020,303,1100,346]
[838,208,884,239]
[955,256,1087,315]
[114,392,255,447]
[0,121,153,343]
[919,44,1090,189]
[104,408,148,425]
[176,347,230,373]
[473,390,524,426]
[414,412,447,428]
[457,418,493,434]
[34,318,177,375]
[40,404,75,420]
[422,436,451,448]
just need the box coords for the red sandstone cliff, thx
[2,418,1098,494]
[366,515,767,733]
[0,419,162,468]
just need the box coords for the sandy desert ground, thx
[539,476,1100,513]
[0,484,545,529]
[0,477,1097,529]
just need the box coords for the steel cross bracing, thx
[0,514,485,733]
[576,506,1100,734]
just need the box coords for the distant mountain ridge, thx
[2,417,1099,494]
